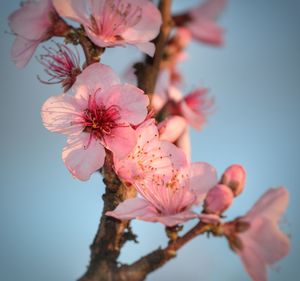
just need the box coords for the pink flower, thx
[158,116,191,162]
[106,162,218,226]
[174,0,227,46]
[8,0,55,68]
[204,184,233,215]
[38,42,81,91]
[179,88,214,130]
[52,0,162,56]
[224,187,290,281]
[41,63,149,181]
[221,164,246,196]
[114,119,187,185]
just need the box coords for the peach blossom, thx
[41,63,148,180]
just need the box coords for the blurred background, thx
[0,0,299,280]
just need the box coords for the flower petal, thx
[106,197,157,220]
[41,94,83,135]
[135,42,156,57]
[52,0,89,25]
[8,0,53,40]
[158,116,187,143]
[142,210,198,227]
[99,84,149,125]
[246,187,289,222]
[11,37,39,68]
[62,134,105,181]
[188,162,218,203]
[104,125,137,159]
[121,0,162,42]
[73,63,120,102]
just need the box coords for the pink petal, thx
[176,127,191,162]
[188,19,224,46]
[238,239,268,281]
[106,197,157,220]
[160,141,188,170]
[142,210,198,227]
[199,213,221,225]
[41,94,83,135]
[62,134,105,181]
[73,63,120,102]
[246,187,289,222]
[244,218,290,265]
[11,37,39,68]
[99,84,149,125]
[135,42,156,57]
[188,162,218,203]
[158,116,187,143]
[190,0,227,20]
[152,69,171,111]
[180,100,205,130]
[104,125,137,159]
[52,0,89,25]
[121,0,162,43]
[8,0,53,41]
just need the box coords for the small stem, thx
[119,222,212,281]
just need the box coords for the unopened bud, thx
[220,164,246,197]
[204,184,234,215]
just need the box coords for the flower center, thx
[82,94,122,143]
[90,0,142,41]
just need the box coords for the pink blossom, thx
[38,42,81,91]
[158,116,191,162]
[52,0,162,56]
[113,119,187,185]
[221,164,246,196]
[185,0,227,46]
[106,162,218,226]
[204,184,233,215]
[8,0,55,68]
[179,88,214,130]
[41,63,149,181]
[224,187,290,281]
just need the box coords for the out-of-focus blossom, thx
[174,0,227,46]
[37,42,81,91]
[158,116,187,143]
[114,119,187,185]
[221,164,246,196]
[41,63,149,181]
[224,187,290,281]
[106,162,217,226]
[52,0,162,56]
[8,0,56,68]
[179,88,214,130]
[161,28,192,84]
[158,116,191,162]
[204,184,233,215]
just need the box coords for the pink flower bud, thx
[204,184,234,215]
[220,164,246,197]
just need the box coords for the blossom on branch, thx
[37,42,82,91]
[106,162,218,226]
[52,0,162,56]
[41,63,149,180]
[8,0,56,68]
[113,119,187,186]
[224,187,290,281]
[174,0,227,46]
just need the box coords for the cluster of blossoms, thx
[8,0,290,281]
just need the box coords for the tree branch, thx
[118,222,212,280]
[135,0,173,97]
